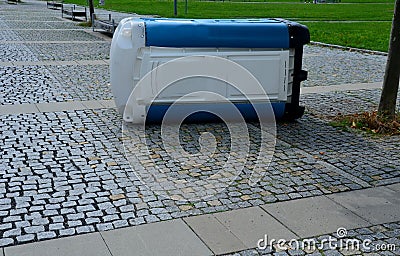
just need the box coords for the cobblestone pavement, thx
[1,20,85,29]
[45,64,112,101]
[0,43,38,62]
[227,222,400,256]
[301,89,400,117]
[0,65,74,104]
[1,30,102,41]
[26,42,111,61]
[0,0,399,253]
[302,46,387,87]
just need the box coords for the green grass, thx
[198,0,395,2]
[304,21,391,51]
[338,0,395,2]
[66,0,394,20]
[64,0,395,51]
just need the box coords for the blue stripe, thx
[145,102,285,123]
[140,18,290,49]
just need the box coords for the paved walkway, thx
[3,184,400,256]
[0,1,399,256]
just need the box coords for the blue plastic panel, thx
[141,18,290,49]
[145,102,285,123]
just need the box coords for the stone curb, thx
[310,41,388,56]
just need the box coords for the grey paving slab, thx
[1,60,107,66]
[11,61,57,66]
[4,233,111,256]
[101,219,212,256]
[213,206,298,248]
[0,104,39,115]
[54,61,79,65]
[328,186,400,225]
[1,248,3,256]
[35,101,86,112]
[261,196,370,238]
[81,100,105,109]
[386,183,400,192]
[2,61,70,66]
[0,62,14,66]
[300,82,382,94]
[99,99,116,108]
[184,214,247,255]
[85,31,113,42]
[76,60,109,65]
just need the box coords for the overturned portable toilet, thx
[110,18,309,123]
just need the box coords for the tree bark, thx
[174,0,178,16]
[88,0,95,24]
[378,0,400,118]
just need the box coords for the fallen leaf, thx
[109,194,125,200]
[106,162,118,167]
[179,205,193,211]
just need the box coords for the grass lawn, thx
[303,21,391,52]
[64,0,395,51]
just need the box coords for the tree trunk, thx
[88,0,95,24]
[378,0,400,118]
[174,0,178,16]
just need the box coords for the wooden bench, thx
[92,13,118,34]
[7,0,19,4]
[61,4,87,21]
[47,1,63,10]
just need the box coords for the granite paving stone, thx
[45,64,112,100]
[2,21,81,30]
[277,115,400,186]
[184,214,247,255]
[28,42,110,61]
[302,45,386,87]
[0,0,399,254]
[0,15,63,22]
[101,219,212,256]
[213,206,297,248]
[0,66,74,104]
[4,233,111,256]
[0,43,38,62]
[261,196,370,237]
[328,187,400,225]
[13,30,103,42]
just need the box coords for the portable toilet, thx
[110,18,309,123]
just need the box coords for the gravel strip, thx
[303,45,387,87]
